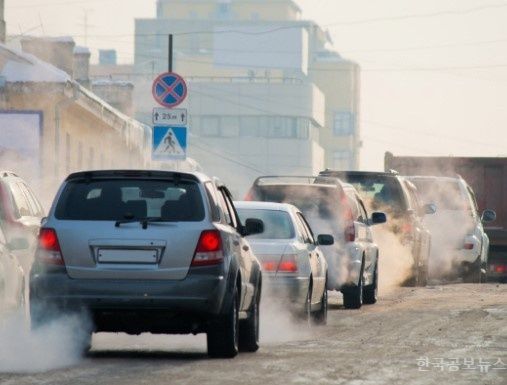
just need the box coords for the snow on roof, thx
[0,43,70,83]
[92,79,133,87]
[74,46,91,55]
[24,36,75,44]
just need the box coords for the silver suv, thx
[30,170,264,358]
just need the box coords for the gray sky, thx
[6,0,507,169]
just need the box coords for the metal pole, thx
[168,34,173,73]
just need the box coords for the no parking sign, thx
[152,72,187,108]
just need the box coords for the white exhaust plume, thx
[0,311,91,373]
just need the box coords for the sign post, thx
[151,69,189,162]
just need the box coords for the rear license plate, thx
[97,249,158,264]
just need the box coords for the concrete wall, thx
[157,0,301,21]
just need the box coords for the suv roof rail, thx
[387,169,399,175]
[0,171,19,178]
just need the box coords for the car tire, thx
[311,282,328,326]
[207,286,240,358]
[343,265,364,309]
[464,258,482,283]
[239,282,260,353]
[363,267,378,305]
[417,266,428,287]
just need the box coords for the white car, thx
[408,176,496,282]
[235,201,331,324]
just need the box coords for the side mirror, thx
[317,234,334,246]
[8,237,30,251]
[245,218,264,236]
[422,203,437,216]
[481,209,496,223]
[371,212,387,225]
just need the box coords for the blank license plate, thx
[98,249,158,264]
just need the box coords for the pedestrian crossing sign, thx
[152,126,187,161]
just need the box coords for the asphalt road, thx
[1,284,506,385]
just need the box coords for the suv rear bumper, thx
[30,265,230,332]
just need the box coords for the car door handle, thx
[242,245,250,251]
[233,241,240,246]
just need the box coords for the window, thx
[204,182,221,222]
[216,2,232,19]
[201,117,220,136]
[237,209,295,240]
[221,117,240,137]
[296,212,315,244]
[18,183,43,217]
[55,179,205,222]
[89,148,95,169]
[217,189,237,228]
[333,150,353,169]
[240,117,260,137]
[10,183,31,217]
[333,112,354,135]
[78,142,83,170]
[65,133,71,173]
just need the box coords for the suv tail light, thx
[191,230,224,266]
[36,228,65,266]
[341,193,356,243]
[262,254,298,273]
[344,223,356,242]
[401,222,413,234]
[244,189,256,201]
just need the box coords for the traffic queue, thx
[0,167,502,358]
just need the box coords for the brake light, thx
[401,222,413,234]
[192,230,224,266]
[493,264,507,273]
[36,228,64,266]
[340,193,356,242]
[278,255,298,273]
[262,261,277,272]
[344,223,356,242]
[262,254,298,273]
[244,190,256,201]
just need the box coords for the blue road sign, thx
[152,72,188,108]
[152,126,187,161]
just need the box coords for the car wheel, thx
[464,259,482,283]
[207,286,239,358]
[417,266,428,287]
[363,267,378,305]
[311,282,328,326]
[343,267,364,309]
[239,282,260,353]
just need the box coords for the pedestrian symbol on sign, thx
[152,126,187,161]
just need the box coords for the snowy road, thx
[1,284,506,385]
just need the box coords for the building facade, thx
[132,0,360,194]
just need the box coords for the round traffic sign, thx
[152,72,188,108]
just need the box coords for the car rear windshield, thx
[342,175,407,211]
[255,185,343,220]
[55,178,205,221]
[410,179,469,211]
[237,208,295,240]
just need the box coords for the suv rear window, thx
[255,185,343,219]
[237,208,295,240]
[343,175,407,211]
[55,179,205,221]
[410,179,469,211]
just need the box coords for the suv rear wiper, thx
[115,217,168,229]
